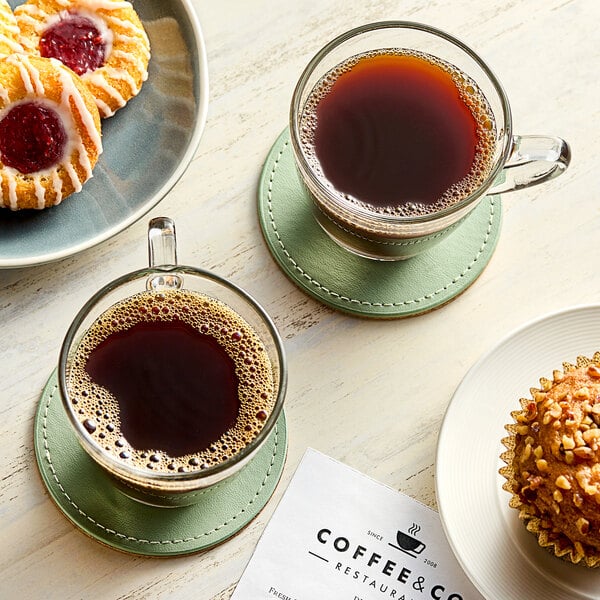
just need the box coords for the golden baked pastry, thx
[0,53,102,210]
[0,0,25,56]
[501,353,600,567]
[15,0,150,117]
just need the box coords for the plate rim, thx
[0,0,209,269]
[436,303,600,600]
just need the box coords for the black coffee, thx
[67,289,275,473]
[300,49,496,217]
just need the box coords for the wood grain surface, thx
[0,0,597,598]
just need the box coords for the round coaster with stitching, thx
[34,369,287,556]
[258,129,503,318]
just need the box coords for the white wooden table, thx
[1,0,597,597]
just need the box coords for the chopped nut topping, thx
[562,435,576,450]
[534,445,544,459]
[587,365,600,378]
[576,517,590,535]
[582,428,600,444]
[523,402,537,421]
[553,489,564,502]
[548,403,562,419]
[555,475,571,490]
[574,446,593,459]
[521,443,532,462]
[576,469,592,491]
[516,425,529,435]
[575,387,591,399]
[573,493,584,508]
[565,450,575,464]
[536,459,548,473]
[551,441,561,458]
[553,370,565,382]
[577,477,599,496]
[528,475,543,490]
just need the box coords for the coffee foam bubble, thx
[67,289,276,474]
[299,48,497,217]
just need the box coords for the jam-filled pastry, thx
[0,0,25,56]
[0,53,102,210]
[15,0,150,118]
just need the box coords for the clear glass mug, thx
[58,217,287,507]
[290,21,571,260]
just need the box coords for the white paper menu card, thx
[232,448,484,600]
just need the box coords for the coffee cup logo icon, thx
[389,523,426,557]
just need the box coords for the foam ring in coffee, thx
[66,289,275,475]
[299,48,497,220]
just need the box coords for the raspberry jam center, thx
[0,102,67,173]
[40,13,106,76]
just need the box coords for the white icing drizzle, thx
[7,171,17,209]
[11,5,42,41]
[0,22,20,37]
[0,36,25,54]
[110,68,137,92]
[33,175,46,208]
[79,0,134,10]
[105,14,145,39]
[110,48,146,74]
[92,96,112,117]
[56,65,102,153]
[64,161,82,192]
[7,54,44,95]
[84,72,125,106]
[0,6,23,53]
[51,169,63,204]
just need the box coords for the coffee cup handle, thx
[488,135,571,194]
[146,216,183,290]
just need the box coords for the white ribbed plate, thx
[436,305,600,600]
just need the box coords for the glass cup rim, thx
[58,264,287,485]
[289,20,514,226]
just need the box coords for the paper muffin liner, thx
[500,353,600,568]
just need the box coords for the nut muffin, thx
[501,353,600,567]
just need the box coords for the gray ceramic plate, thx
[0,0,208,268]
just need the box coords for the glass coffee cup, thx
[58,217,286,507]
[290,21,570,260]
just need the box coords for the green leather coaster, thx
[258,129,502,318]
[34,369,287,556]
